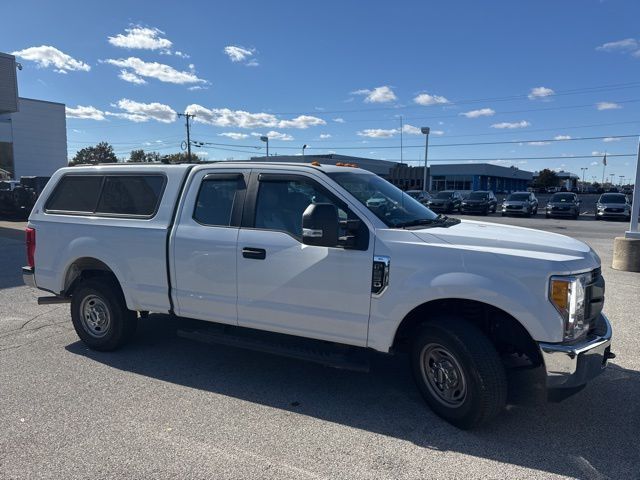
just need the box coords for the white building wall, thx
[11,98,67,178]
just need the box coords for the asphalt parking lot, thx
[1,216,639,480]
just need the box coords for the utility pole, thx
[421,127,430,192]
[580,167,588,192]
[178,113,195,162]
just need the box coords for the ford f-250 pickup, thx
[22,162,614,429]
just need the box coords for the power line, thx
[189,134,637,151]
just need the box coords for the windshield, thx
[327,171,439,227]
[507,193,529,201]
[468,192,488,200]
[600,194,626,204]
[550,193,575,202]
[435,191,454,199]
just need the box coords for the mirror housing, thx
[302,203,339,247]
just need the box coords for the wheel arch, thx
[62,257,128,304]
[391,298,542,366]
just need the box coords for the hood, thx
[410,219,595,264]
[503,200,527,206]
[548,201,577,207]
[463,199,487,204]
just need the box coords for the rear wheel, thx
[411,317,507,429]
[71,277,137,351]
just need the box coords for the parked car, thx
[595,192,631,220]
[22,162,613,429]
[501,191,538,217]
[405,189,431,205]
[426,190,462,213]
[460,190,497,215]
[0,180,32,217]
[545,192,581,219]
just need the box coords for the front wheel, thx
[411,318,507,429]
[71,277,137,351]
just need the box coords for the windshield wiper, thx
[394,218,436,228]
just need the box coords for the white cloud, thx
[432,130,445,136]
[491,120,531,129]
[352,86,397,103]
[596,102,622,110]
[108,99,177,123]
[414,93,450,106]
[108,26,172,50]
[66,105,105,120]
[118,69,147,84]
[333,117,345,123]
[319,133,332,139]
[527,141,550,146]
[591,161,600,166]
[103,57,207,85]
[12,45,90,73]
[460,108,495,118]
[554,135,572,140]
[357,128,398,138]
[224,46,258,66]
[218,132,249,140]
[401,124,422,135]
[603,137,621,142]
[596,38,638,52]
[252,131,293,141]
[528,86,555,100]
[592,151,607,156]
[185,104,325,129]
[224,45,254,62]
[278,115,326,129]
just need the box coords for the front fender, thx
[367,231,565,352]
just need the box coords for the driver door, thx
[236,171,374,347]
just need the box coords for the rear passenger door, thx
[171,169,249,325]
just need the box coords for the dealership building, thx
[257,154,533,193]
[0,52,67,179]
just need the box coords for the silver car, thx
[595,193,631,220]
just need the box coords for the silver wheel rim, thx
[80,294,111,338]
[419,343,467,407]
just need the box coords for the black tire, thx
[595,215,600,221]
[545,213,550,219]
[501,212,506,217]
[71,277,137,351]
[410,317,507,429]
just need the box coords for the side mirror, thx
[302,203,339,247]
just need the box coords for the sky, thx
[3,0,640,183]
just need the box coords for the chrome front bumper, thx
[538,314,613,389]
[22,266,36,288]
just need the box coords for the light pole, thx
[421,127,430,192]
[580,167,588,193]
[260,136,269,157]
[619,175,624,186]
[302,144,308,157]
[610,173,615,186]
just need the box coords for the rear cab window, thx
[45,174,166,217]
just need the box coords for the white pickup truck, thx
[22,162,614,429]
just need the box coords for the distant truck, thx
[22,163,614,429]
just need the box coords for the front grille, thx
[506,205,521,210]
[605,208,623,213]
[586,267,605,334]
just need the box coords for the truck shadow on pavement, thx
[66,314,639,479]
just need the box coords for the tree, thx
[534,169,559,188]
[70,142,117,165]
[129,149,146,163]
[129,149,161,163]
[160,152,201,164]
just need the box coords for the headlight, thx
[597,205,605,211]
[462,202,468,206]
[549,273,589,341]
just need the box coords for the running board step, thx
[177,324,370,372]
